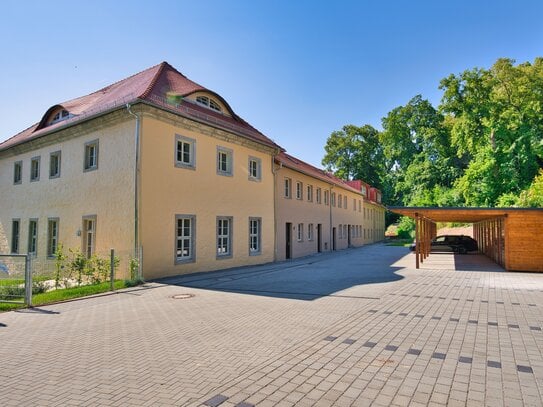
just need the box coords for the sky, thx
[1,0,542,168]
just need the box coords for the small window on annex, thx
[49,151,61,178]
[84,140,99,171]
[175,135,196,169]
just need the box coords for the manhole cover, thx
[171,294,194,300]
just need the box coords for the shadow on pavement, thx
[159,245,408,301]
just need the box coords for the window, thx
[358,200,361,212]
[353,198,356,211]
[344,196,348,210]
[249,218,261,255]
[307,185,313,202]
[324,190,329,205]
[11,219,20,254]
[13,161,22,184]
[84,140,99,171]
[308,223,314,241]
[361,185,367,196]
[316,188,322,204]
[338,194,342,208]
[49,109,70,125]
[82,216,96,258]
[284,178,292,198]
[196,95,222,112]
[175,135,196,169]
[217,146,233,176]
[49,151,61,178]
[248,156,261,181]
[176,215,195,263]
[343,225,348,239]
[30,156,40,182]
[296,182,303,200]
[331,192,336,207]
[217,217,232,257]
[297,223,303,241]
[47,218,59,257]
[28,219,38,255]
[338,224,343,239]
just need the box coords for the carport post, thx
[415,213,420,269]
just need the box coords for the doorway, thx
[332,227,337,251]
[317,224,322,252]
[348,225,351,247]
[285,222,292,259]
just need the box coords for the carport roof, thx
[387,206,543,223]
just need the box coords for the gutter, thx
[126,104,141,277]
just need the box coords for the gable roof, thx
[0,62,281,151]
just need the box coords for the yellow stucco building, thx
[0,62,385,280]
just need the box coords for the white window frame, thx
[331,192,336,207]
[249,217,261,255]
[47,218,59,258]
[296,182,303,200]
[284,178,292,198]
[324,190,329,206]
[175,134,196,169]
[297,223,303,241]
[217,146,233,176]
[316,188,322,204]
[82,216,96,258]
[338,224,343,239]
[11,219,20,254]
[175,215,196,263]
[217,216,233,258]
[30,156,40,182]
[308,223,314,241]
[49,151,61,179]
[84,140,99,172]
[28,218,38,255]
[248,156,261,181]
[307,185,313,202]
[196,95,222,112]
[13,161,22,185]
[338,194,342,208]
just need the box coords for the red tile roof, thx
[0,62,281,151]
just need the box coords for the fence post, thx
[24,254,32,307]
[110,249,115,291]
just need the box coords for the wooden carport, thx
[388,207,543,272]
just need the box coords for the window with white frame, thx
[176,215,195,262]
[217,146,233,176]
[316,188,322,204]
[13,161,22,184]
[338,194,342,208]
[344,197,348,210]
[358,200,361,212]
[47,218,59,257]
[175,135,196,169]
[196,95,222,112]
[308,223,314,241]
[49,151,61,178]
[331,192,336,207]
[297,223,303,241]
[249,217,261,255]
[353,198,356,211]
[284,178,292,198]
[30,156,40,182]
[217,217,232,257]
[307,185,313,202]
[84,140,99,171]
[344,225,348,239]
[28,219,38,255]
[296,181,303,200]
[338,224,343,239]
[324,190,329,205]
[82,216,96,258]
[11,219,20,254]
[248,157,261,181]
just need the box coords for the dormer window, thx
[48,109,70,125]
[195,96,222,112]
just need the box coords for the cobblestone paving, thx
[1,244,542,406]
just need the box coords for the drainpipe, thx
[271,156,282,261]
[126,104,141,276]
[329,185,334,251]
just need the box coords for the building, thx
[274,153,385,261]
[0,62,385,280]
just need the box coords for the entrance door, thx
[317,224,322,253]
[348,225,351,247]
[285,223,292,259]
[332,227,337,251]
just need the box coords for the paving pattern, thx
[1,244,542,406]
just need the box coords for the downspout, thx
[126,104,141,277]
[329,185,334,251]
[271,155,282,261]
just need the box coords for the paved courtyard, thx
[1,244,542,406]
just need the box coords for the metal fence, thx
[0,248,137,306]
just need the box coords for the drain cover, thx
[171,294,194,300]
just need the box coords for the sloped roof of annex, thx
[0,61,282,152]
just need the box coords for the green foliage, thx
[54,244,67,289]
[322,57,543,208]
[396,217,415,239]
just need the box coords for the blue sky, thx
[1,0,542,167]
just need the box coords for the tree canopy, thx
[322,57,543,214]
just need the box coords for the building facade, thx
[0,62,385,280]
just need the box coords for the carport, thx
[388,207,543,272]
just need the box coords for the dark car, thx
[409,235,478,254]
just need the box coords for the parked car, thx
[409,235,478,254]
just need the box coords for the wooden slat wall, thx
[506,212,543,272]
